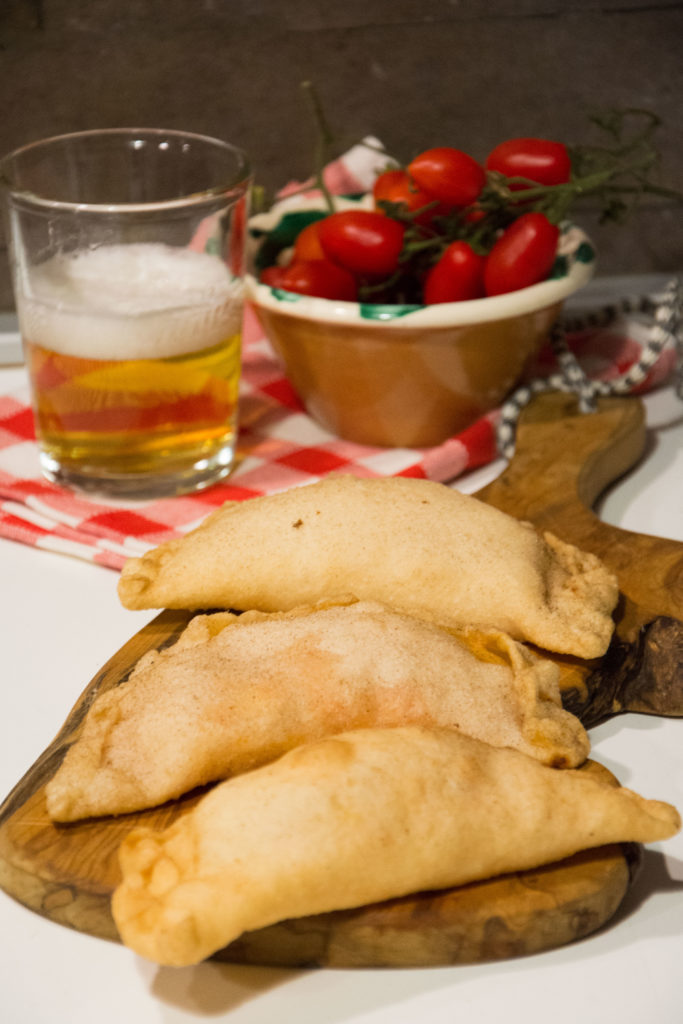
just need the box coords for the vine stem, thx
[300,81,337,214]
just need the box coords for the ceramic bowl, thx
[246,204,596,448]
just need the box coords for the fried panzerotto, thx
[45,600,589,822]
[117,476,618,658]
[111,725,680,967]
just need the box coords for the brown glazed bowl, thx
[247,214,595,448]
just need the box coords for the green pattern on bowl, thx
[360,303,424,320]
[549,255,569,280]
[576,241,596,263]
[271,287,304,303]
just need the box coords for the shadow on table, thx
[147,958,298,1017]
[609,848,683,928]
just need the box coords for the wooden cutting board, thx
[0,393,681,968]
[476,392,683,727]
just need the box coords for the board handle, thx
[561,616,683,727]
[476,392,683,723]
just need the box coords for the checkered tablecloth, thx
[0,299,675,571]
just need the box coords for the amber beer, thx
[18,243,243,490]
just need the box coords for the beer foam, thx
[18,243,244,360]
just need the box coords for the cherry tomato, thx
[462,206,487,225]
[372,169,443,224]
[408,147,485,208]
[293,220,326,262]
[260,265,288,287]
[483,212,559,297]
[318,210,405,278]
[423,242,485,304]
[277,259,358,301]
[485,138,571,188]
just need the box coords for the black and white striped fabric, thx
[497,277,683,459]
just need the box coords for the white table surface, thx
[1,285,682,1024]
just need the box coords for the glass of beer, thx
[0,128,251,497]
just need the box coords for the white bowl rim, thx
[246,222,596,328]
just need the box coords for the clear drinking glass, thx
[0,128,251,497]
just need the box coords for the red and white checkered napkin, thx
[0,303,675,572]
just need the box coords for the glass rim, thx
[0,127,251,214]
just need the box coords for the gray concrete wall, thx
[1,0,681,309]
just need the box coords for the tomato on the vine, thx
[318,209,405,278]
[423,241,485,304]
[373,169,429,210]
[292,220,327,262]
[274,259,358,301]
[408,147,485,208]
[483,212,559,296]
[373,169,444,225]
[462,206,486,225]
[485,138,571,188]
[260,265,288,288]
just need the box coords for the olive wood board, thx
[476,393,683,727]
[0,392,681,968]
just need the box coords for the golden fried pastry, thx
[117,476,618,658]
[112,725,680,966]
[45,600,588,821]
